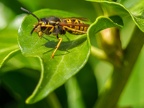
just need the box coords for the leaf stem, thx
[94,26,144,108]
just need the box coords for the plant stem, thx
[94,26,144,108]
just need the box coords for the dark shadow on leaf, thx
[44,35,87,51]
[42,35,87,57]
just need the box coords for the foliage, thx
[0,0,144,108]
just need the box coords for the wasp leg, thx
[41,25,54,34]
[49,26,54,33]
[36,25,54,37]
[38,31,43,38]
[44,24,54,32]
[51,35,62,58]
[63,26,87,34]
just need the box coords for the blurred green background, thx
[0,0,144,108]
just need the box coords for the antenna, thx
[21,7,40,21]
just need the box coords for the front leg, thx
[38,31,43,38]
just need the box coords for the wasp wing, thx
[59,23,89,26]
[61,17,89,21]
[59,17,89,26]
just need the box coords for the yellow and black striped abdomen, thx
[61,18,89,35]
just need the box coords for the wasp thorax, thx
[40,17,60,25]
[33,23,51,37]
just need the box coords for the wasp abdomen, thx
[61,18,89,35]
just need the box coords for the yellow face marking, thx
[41,21,46,25]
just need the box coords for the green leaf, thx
[18,9,90,103]
[88,0,144,32]
[119,0,143,10]
[0,29,19,68]
[88,16,123,37]
[0,52,41,74]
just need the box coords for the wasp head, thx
[21,7,44,37]
[30,22,42,37]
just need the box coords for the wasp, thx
[21,7,89,58]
